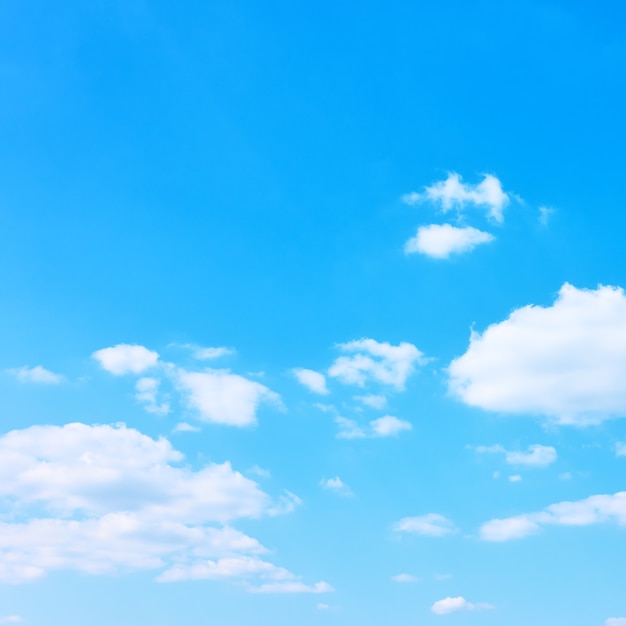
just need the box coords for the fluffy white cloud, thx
[616,443,626,457]
[402,173,510,222]
[320,477,352,496]
[0,422,267,523]
[0,422,320,590]
[404,224,494,259]
[480,491,626,542]
[93,344,159,375]
[393,514,456,537]
[449,284,626,425]
[509,475,522,483]
[370,415,412,437]
[475,444,557,467]
[0,618,23,624]
[135,377,170,415]
[392,573,419,583]
[335,416,412,439]
[292,368,329,395]
[6,365,64,384]
[606,619,626,626]
[177,369,281,427]
[431,596,494,615]
[329,339,426,390]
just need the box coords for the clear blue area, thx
[0,1,625,624]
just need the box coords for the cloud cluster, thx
[0,422,329,592]
[335,415,412,439]
[480,491,626,542]
[402,173,510,223]
[329,339,426,390]
[449,284,626,425]
[475,444,557,467]
[92,344,282,428]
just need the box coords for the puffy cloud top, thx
[449,284,626,425]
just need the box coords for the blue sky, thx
[1,1,626,624]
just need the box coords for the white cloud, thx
[404,224,494,259]
[0,422,317,588]
[434,573,453,581]
[607,619,626,626]
[156,555,291,582]
[475,444,557,467]
[320,477,353,497]
[480,491,626,542]
[334,417,367,439]
[172,422,201,433]
[247,581,333,594]
[616,443,626,457]
[431,596,494,615]
[393,514,456,537]
[329,339,426,390]
[354,394,387,409]
[509,474,522,483]
[177,369,282,427]
[93,344,159,375]
[292,368,329,395]
[0,618,23,624]
[248,466,271,479]
[317,603,331,610]
[135,377,170,415]
[392,573,419,583]
[402,172,510,222]
[539,206,555,226]
[267,491,302,517]
[370,416,412,437]
[6,365,64,384]
[335,416,412,440]
[182,345,235,360]
[449,284,626,425]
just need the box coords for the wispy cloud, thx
[480,491,626,542]
[402,172,511,223]
[335,415,412,439]
[474,444,557,467]
[393,514,456,537]
[6,365,64,384]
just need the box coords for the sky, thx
[1,0,626,624]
